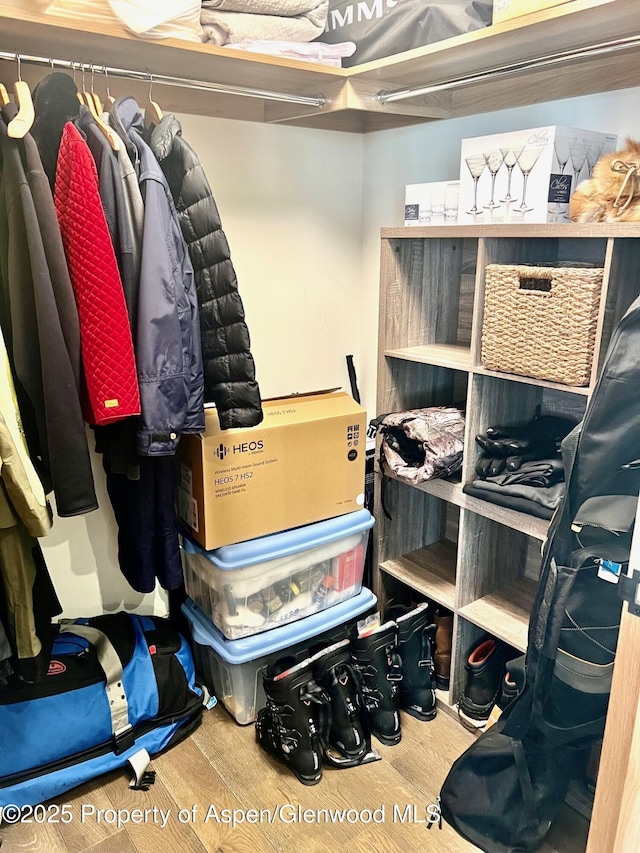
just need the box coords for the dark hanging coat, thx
[0,104,97,517]
[149,114,263,429]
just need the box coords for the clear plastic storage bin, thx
[180,509,374,640]
[181,588,377,724]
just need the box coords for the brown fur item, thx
[569,138,640,222]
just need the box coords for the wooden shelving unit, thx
[1,0,640,132]
[373,223,640,718]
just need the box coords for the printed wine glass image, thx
[499,147,523,204]
[514,146,543,213]
[465,155,487,216]
[586,139,604,178]
[483,149,506,209]
[570,140,588,190]
[553,135,574,175]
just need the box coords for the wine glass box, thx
[457,125,617,224]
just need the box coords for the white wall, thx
[43,85,640,617]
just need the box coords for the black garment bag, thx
[440,291,640,852]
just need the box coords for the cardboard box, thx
[177,391,366,550]
[492,0,574,25]
[404,181,460,226]
[457,125,617,225]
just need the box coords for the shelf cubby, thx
[459,576,539,653]
[374,225,640,756]
[380,540,457,612]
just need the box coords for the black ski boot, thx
[385,602,437,722]
[350,621,402,746]
[309,638,371,766]
[256,655,325,785]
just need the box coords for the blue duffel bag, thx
[0,612,204,808]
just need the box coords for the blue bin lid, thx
[182,509,374,570]
[182,587,377,664]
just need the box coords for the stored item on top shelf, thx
[176,390,366,551]
[404,181,460,226]
[180,510,374,640]
[481,262,604,386]
[457,126,616,224]
[492,0,574,25]
[570,138,640,223]
[317,0,492,67]
[181,589,377,725]
[38,0,204,41]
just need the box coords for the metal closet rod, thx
[0,50,328,108]
[375,35,640,104]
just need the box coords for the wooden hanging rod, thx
[0,51,328,108]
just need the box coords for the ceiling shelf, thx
[1,0,638,132]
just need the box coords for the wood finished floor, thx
[0,704,589,853]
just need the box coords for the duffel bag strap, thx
[59,624,134,754]
[511,737,539,835]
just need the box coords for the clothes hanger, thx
[0,82,9,107]
[103,66,116,109]
[90,65,103,115]
[72,62,84,106]
[80,63,95,110]
[144,73,163,130]
[7,54,35,139]
[79,62,120,152]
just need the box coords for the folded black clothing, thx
[463,479,565,519]
[476,453,565,481]
[475,414,577,462]
[487,457,565,488]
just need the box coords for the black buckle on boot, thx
[387,650,403,682]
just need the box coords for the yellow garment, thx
[0,326,52,666]
[0,325,51,536]
[0,521,41,663]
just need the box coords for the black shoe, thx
[484,653,525,729]
[458,637,509,732]
[350,621,402,746]
[385,602,437,721]
[309,638,370,766]
[256,655,325,785]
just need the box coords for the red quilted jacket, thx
[54,122,140,425]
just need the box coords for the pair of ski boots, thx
[351,601,437,747]
[255,638,378,785]
[256,603,437,783]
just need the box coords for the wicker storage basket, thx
[481,263,604,386]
